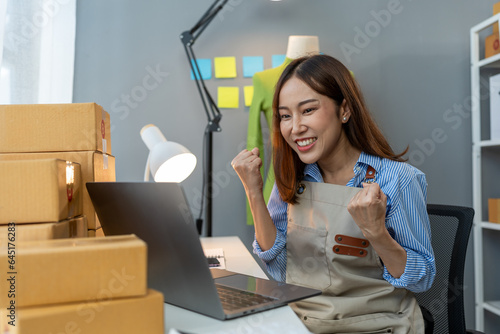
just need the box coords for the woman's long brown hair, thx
[272,55,407,204]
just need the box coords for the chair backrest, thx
[415,204,474,334]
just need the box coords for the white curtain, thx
[0,0,76,104]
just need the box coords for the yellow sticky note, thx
[244,86,254,107]
[218,86,239,109]
[214,57,237,78]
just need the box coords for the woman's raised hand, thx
[347,182,387,240]
[231,147,263,197]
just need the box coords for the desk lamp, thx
[180,0,282,236]
[141,124,196,183]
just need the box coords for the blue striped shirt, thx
[253,152,436,293]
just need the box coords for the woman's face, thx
[278,76,349,166]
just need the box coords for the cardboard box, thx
[489,198,500,223]
[0,234,147,308]
[0,216,87,243]
[0,289,164,334]
[0,103,111,154]
[493,2,500,33]
[485,33,500,59]
[0,159,82,224]
[0,151,115,229]
[88,228,105,237]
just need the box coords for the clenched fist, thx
[231,147,263,197]
[347,182,387,240]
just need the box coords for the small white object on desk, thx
[204,247,226,269]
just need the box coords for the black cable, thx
[198,127,208,221]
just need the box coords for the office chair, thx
[415,204,483,334]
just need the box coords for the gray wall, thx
[73,0,498,329]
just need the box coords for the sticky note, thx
[242,56,264,78]
[190,59,212,80]
[272,54,286,68]
[244,86,254,107]
[214,57,237,78]
[217,87,239,108]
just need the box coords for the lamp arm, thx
[180,0,228,132]
[180,0,229,236]
[181,40,215,122]
[189,0,228,43]
[144,153,151,182]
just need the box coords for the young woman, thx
[232,54,435,333]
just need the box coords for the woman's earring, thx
[343,117,347,122]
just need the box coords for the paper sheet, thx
[190,58,212,80]
[242,56,264,78]
[214,57,237,78]
[217,86,239,109]
[244,86,254,107]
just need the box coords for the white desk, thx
[163,236,311,334]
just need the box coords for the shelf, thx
[471,13,500,331]
[478,140,500,147]
[484,301,500,317]
[481,221,500,231]
[477,53,500,69]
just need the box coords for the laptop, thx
[86,182,321,320]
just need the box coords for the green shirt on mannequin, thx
[245,58,293,225]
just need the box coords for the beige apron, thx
[286,175,424,334]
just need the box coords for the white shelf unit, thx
[471,13,500,332]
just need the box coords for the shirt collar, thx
[355,152,381,173]
[303,151,381,181]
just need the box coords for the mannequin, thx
[245,36,320,225]
[285,35,320,59]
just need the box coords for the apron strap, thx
[364,166,376,183]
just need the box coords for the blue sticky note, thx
[190,59,212,80]
[272,54,286,68]
[242,56,264,78]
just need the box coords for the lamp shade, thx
[141,124,197,183]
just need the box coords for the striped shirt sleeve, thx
[252,183,287,282]
[383,169,435,293]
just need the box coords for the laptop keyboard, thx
[216,284,278,311]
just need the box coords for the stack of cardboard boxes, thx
[0,234,164,333]
[0,103,115,238]
[0,103,165,333]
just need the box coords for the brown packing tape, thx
[0,159,82,224]
[0,289,164,334]
[0,103,112,154]
[0,151,115,229]
[0,234,147,308]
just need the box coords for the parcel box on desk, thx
[0,289,164,334]
[0,159,82,224]
[0,234,147,308]
[0,103,111,154]
[0,216,87,243]
[0,151,115,229]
